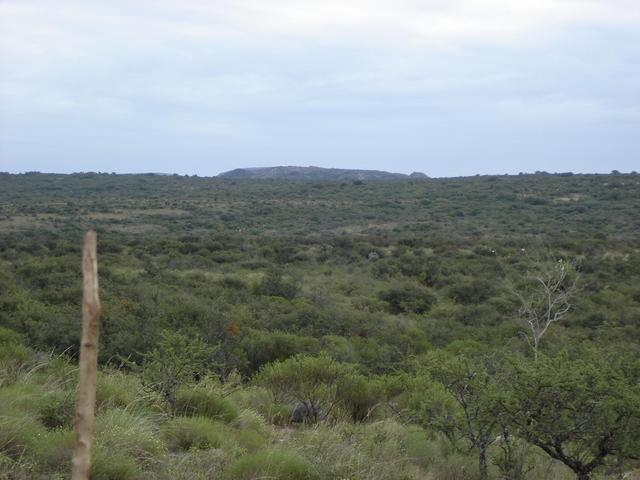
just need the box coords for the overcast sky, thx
[1,0,638,177]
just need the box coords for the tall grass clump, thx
[0,382,45,414]
[227,386,291,426]
[0,452,33,480]
[0,409,46,460]
[96,370,162,412]
[291,420,423,480]
[94,408,166,464]
[231,409,271,437]
[226,448,318,480]
[162,416,231,451]
[175,386,239,422]
[230,409,272,452]
[31,428,75,474]
[0,381,74,430]
[160,448,229,479]
[91,447,140,480]
[28,354,78,392]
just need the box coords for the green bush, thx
[0,327,32,383]
[175,387,239,422]
[226,449,318,480]
[337,373,382,423]
[0,327,27,352]
[379,284,437,314]
[227,385,274,412]
[404,427,438,470]
[141,330,214,409]
[38,390,75,429]
[256,268,299,299]
[257,354,361,423]
[161,416,229,451]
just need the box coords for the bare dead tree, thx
[511,257,579,360]
[71,231,101,480]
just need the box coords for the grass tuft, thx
[226,448,318,480]
[161,416,229,451]
[95,408,166,463]
[175,386,239,422]
[0,409,46,460]
[31,429,74,474]
[91,448,140,480]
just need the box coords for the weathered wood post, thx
[71,231,101,480]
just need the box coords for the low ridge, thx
[218,166,428,181]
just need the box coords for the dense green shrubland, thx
[1,172,639,478]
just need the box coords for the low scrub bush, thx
[226,448,318,480]
[0,327,32,383]
[403,427,438,470]
[175,386,239,422]
[227,386,275,414]
[228,386,291,426]
[161,416,229,451]
[38,390,75,429]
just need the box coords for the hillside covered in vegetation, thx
[218,166,428,181]
[1,171,639,479]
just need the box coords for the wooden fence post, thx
[71,231,101,480]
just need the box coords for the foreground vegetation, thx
[1,172,639,479]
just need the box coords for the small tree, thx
[404,352,504,480]
[256,354,374,423]
[501,353,640,480]
[142,330,216,411]
[510,257,579,359]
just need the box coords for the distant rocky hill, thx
[218,166,428,181]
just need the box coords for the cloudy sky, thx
[1,0,638,176]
